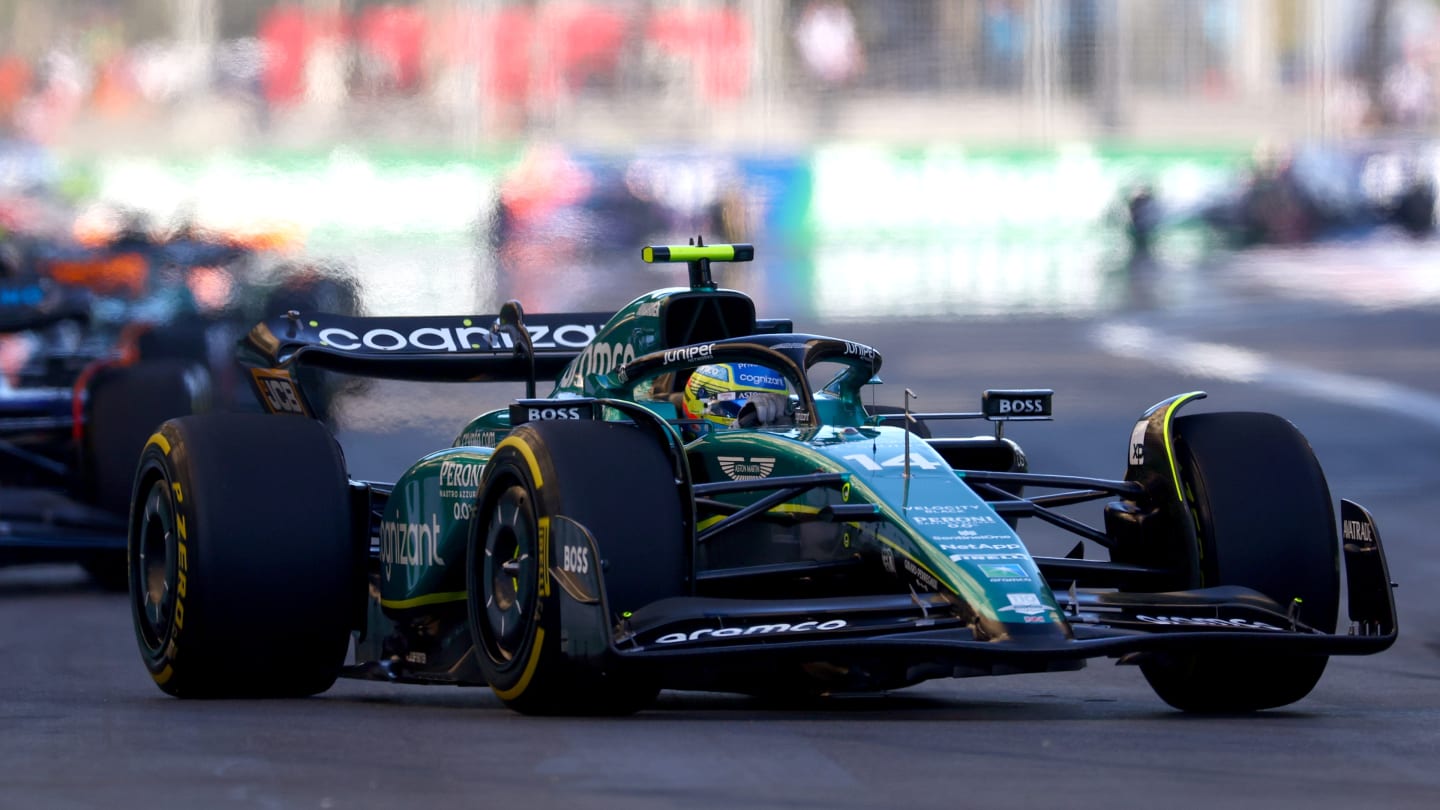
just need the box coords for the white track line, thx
[1093,322,1440,430]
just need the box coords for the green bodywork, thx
[401,281,1067,651]
[687,424,1064,631]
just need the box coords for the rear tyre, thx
[468,420,687,715]
[128,414,356,697]
[86,361,207,516]
[1140,412,1339,712]
[83,361,207,590]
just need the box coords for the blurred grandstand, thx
[3,1,1436,321]
[0,0,1435,152]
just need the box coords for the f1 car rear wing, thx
[238,302,611,412]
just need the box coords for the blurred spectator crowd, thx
[0,0,1438,150]
[6,0,759,146]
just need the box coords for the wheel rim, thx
[134,477,178,653]
[481,485,536,664]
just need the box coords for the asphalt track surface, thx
[3,244,1439,809]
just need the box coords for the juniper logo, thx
[718,456,775,480]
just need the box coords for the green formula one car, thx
[125,242,1397,714]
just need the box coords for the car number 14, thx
[842,453,940,472]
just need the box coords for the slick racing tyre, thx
[468,420,687,715]
[1141,412,1340,713]
[86,360,208,516]
[128,414,357,698]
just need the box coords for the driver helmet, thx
[682,362,787,428]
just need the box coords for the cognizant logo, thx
[318,323,597,352]
[379,513,446,581]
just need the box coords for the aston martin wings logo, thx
[718,456,776,480]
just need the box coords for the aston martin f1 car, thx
[125,242,1397,713]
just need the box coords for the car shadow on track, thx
[321,681,1342,722]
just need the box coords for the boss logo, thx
[509,399,597,425]
[983,390,1053,420]
[997,398,1045,414]
[562,543,590,574]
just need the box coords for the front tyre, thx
[128,414,357,697]
[1141,412,1340,712]
[468,420,687,715]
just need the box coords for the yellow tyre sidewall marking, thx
[491,434,551,699]
[495,435,544,490]
[146,444,189,687]
[140,442,175,684]
[146,432,172,456]
[492,627,546,701]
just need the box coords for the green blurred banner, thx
[68,145,1247,243]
